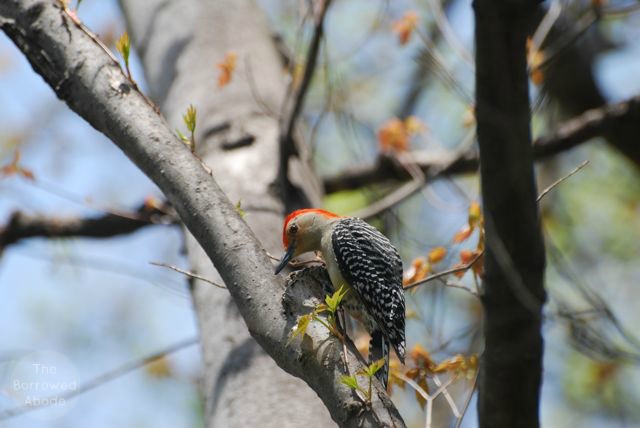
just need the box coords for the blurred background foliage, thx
[1,0,640,427]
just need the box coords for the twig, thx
[0,337,198,421]
[351,157,426,220]
[30,178,174,221]
[426,394,434,428]
[337,309,351,373]
[454,368,479,428]
[530,1,562,52]
[57,2,158,112]
[0,202,175,251]
[430,374,457,400]
[402,160,586,292]
[433,374,461,418]
[57,1,118,63]
[278,0,332,189]
[150,261,226,289]
[534,9,598,72]
[426,0,474,66]
[244,56,278,118]
[403,252,483,292]
[414,28,472,104]
[537,159,589,201]
[390,372,429,401]
[324,93,640,195]
[392,371,457,428]
[354,178,425,221]
[353,128,476,220]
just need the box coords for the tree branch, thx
[278,0,331,204]
[149,261,226,289]
[0,201,175,252]
[0,2,403,426]
[323,94,640,194]
[536,4,640,168]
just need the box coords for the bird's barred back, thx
[331,217,406,361]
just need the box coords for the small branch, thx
[402,160,586,293]
[353,129,476,220]
[278,0,332,195]
[0,201,175,252]
[534,8,598,73]
[58,1,158,112]
[402,160,585,293]
[403,252,483,293]
[454,368,479,428]
[323,95,640,194]
[354,177,424,221]
[0,337,198,421]
[430,374,457,400]
[149,262,226,289]
[433,374,461,418]
[390,372,430,402]
[391,371,458,428]
[537,159,589,201]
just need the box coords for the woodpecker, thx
[275,208,405,388]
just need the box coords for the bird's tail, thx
[369,330,390,389]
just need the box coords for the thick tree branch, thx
[323,94,640,194]
[0,201,174,252]
[0,2,403,426]
[534,94,640,157]
[474,0,546,427]
[537,6,640,168]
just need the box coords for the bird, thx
[274,208,405,388]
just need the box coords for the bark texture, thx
[474,0,546,427]
[118,0,329,425]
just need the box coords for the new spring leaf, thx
[325,284,348,314]
[116,32,130,71]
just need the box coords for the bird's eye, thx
[289,224,299,234]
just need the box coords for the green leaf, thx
[176,129,189,143]
[363,358,386,378]
[287,314,311,345]
[235,200,246,218]
[325,284,348,314]
[340,375,360,390]
[116,32,130,68]
[183,104,197,134]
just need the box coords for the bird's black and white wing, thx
[331,217,406,361]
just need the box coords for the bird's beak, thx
[274,244,295,274]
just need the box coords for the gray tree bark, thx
[118,0,330,425]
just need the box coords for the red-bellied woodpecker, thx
[275,208,406,388]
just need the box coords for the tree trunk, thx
[474,0,547,426]
[118,0,331,426]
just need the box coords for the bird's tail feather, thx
[369,330,390,389]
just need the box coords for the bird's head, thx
[274,208,340,274]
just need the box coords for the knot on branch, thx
[280,266,343,362]
[281,266,331,317]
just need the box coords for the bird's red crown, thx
[282,208,340,248]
